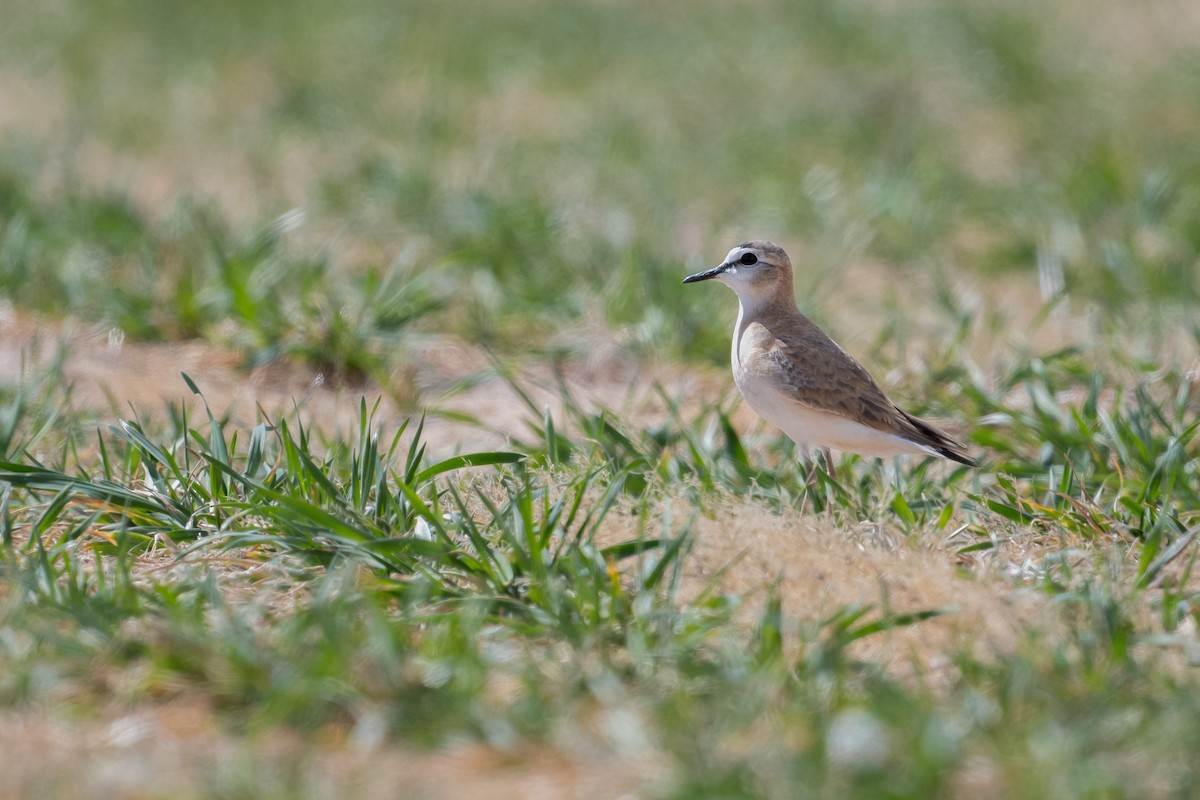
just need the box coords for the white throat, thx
[731,298,764,372]
[725,283,792,372]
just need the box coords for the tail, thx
[901,410,978,467]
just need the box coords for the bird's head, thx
[683,241,794,309]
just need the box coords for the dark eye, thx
[739,252,758,266]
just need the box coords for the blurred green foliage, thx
[2,0,1199,370]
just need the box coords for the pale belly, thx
[733,365,934,458]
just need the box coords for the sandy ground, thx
[0,307,744,454]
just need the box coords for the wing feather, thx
[749,316,975,465]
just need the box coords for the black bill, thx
[682,263,730,284]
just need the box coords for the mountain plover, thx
[684,241,976,467]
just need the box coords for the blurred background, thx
[2,0,1198,384]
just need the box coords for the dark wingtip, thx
[900,408,978,468]
[938,447,978,468]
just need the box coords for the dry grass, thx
[670,499,1042,674]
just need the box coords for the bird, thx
[683,241,976,467]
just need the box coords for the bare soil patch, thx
[0,309,735,456]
